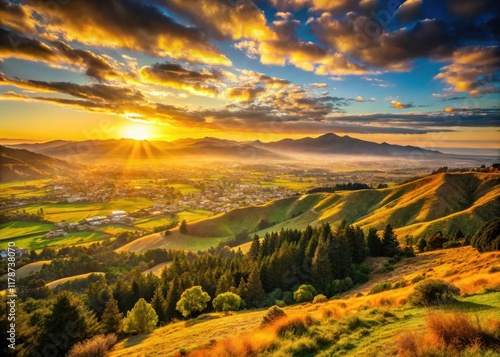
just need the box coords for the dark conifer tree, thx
[367,227,383,257]
[101,297,123,333]
[150,286,168,324]
[312,236,333,293]
[381,224,399,257]
[165,275,182,320]
[248,234,261,261]
[245,267,266,308]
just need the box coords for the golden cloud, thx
[25,0,231,66]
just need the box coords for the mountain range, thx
[9,133,449,162]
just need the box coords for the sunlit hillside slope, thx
[118,173,500,253]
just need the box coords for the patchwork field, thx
[5,198,154,222]
[0,220,107,250]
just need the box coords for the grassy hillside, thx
[119,173,500,253]
[45,272,105,289]
[109,246,500,357]
[0,145,77,182]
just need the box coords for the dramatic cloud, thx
[395,0,423,23]
[140,62,223,97]
[224,86,266,103]
[236,12,369,75]
[311,14,454,71]
[0,0,37,34]
[25,0,230,65]
[434,46,500,96]
[160,0,274,41]
[0,30,121,81]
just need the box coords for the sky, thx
[0,0,499,150]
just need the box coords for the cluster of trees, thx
[471,218,500,252]
[5,220,413,356]
[306,182,371,194]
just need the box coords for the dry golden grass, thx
[397,312,500,356]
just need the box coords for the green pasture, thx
[0,179,53,198]
[3,198,154,222]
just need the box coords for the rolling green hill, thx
[118,173,500,253]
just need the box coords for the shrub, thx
[293,284,317,303]
[398,312,500,356]
[212,292,242,312]
[443,240,462,249]
[411,274,425,284]
[471,218,500,252]
[262,305,286,326]
[313,294,327,303]
[67,334,117,357]
[409,279,460,307]
[276,317,308,337]
[370,282,392,294]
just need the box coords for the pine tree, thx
[311,237,333,293]
[36,292,100,355]
[245,267,266,308]
[367,228,383,257]
[101,297,123,334]
[351,225,368,264]
[381,224,399,257]
[248,234,261,261]
[215,272,234,296]
[165,275,182,320]
[150,287,168,324]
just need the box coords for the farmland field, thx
[0,179,53,198]
[0,221,107,250]
[4,198,154,222]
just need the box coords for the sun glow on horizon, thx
[121,123,155,141]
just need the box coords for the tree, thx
[165,275,182,320]
[293,284,317,303]
[36,292,100,356]
[248,235,261,261]
[367,228,383,257]
[381,224,399,257]
[176,286,211,318]
[212,292,242,312]
[101,298,123,334]
[215,271,234,296]
[122,298,158,334]
[311,237,332,293]
[471,218,500,252]
[150,287,168,323]
[244,268,266,308]
[179,220,188,234]
[18,278,50,300]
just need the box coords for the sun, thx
[122,123,153,141]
